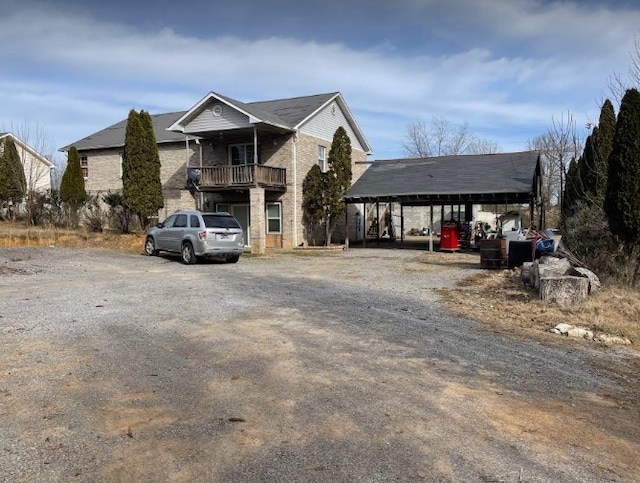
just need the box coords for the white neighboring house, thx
[0,132,54,194]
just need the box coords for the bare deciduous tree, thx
[402,116,500,157]
[467,138,501,155]
[527,112,583,226]
[606,35,640,106]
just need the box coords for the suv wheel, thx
[227,255,240,264]
[181,242,197,264]
[144,236,158,256]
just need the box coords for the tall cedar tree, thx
[579,100,616,203]
[59,146,86,210]
[302,164,328,243]
[595,99,616,198]
[324,127,352,245]
[604,88,640,261]
[577,129,598,203]
[562,158,581,216]
[0,137,27,205]
[122,109,164,227]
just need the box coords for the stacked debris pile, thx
[518,229,601,305]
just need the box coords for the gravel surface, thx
[1,246,639,482]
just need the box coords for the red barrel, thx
[440,222,460,251]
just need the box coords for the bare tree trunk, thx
[325,216,331,246]
[632,254,640,288]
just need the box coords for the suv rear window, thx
[202,214,241,229]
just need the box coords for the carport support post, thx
[400,204,404,243]
[363,202,367,248]
[249,188,266,255]
[376,202,380,246]
[429,204,434,252]
[344,206,349,249]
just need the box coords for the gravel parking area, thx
[1,246,639,482]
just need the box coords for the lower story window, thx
[266,202,281,234]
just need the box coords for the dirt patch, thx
[3,226,640,481]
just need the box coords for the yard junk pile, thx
[513,231,633,345]
[513,228,602,305]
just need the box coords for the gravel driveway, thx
[1,246,639,482]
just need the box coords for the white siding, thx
[183,102,252,134]
[299,101,365,151]
[22,150,51,192]
[0,135,52,193]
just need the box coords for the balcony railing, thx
[190,164,286,191]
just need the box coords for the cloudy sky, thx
[1,0,639,164]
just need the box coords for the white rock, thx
[566,327,594,339]
[595,334,632,345]
[552,323,574,334]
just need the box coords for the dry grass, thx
[437,266,640,348]
[0,222,145,254]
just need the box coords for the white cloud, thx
[1,0,639,160]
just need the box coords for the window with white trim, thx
[266,202,282,234]
[229,143,259,165]
[318,145,327,172]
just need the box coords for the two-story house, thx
[61,91,372,254]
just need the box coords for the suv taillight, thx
[198,230,207,240]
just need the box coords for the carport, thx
[343,151,542,250]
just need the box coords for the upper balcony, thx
[188,164,287,192]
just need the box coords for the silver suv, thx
[144,210,244,264]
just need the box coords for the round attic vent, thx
[212,105,223,117]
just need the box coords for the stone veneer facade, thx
[81,131,369,250]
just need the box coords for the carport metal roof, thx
[343,151,542,206]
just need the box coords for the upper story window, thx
[229,143,260,165]
[80,155,88,179]
[318,145,327,172]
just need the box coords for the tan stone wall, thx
[80,132,370,247]
[82,142,198,217]
[293,133,368,247]
[83,149,123,193]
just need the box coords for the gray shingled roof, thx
[210,92,338,129]
[344,151,541,204]
[60,112,187,152]
[248,92,338,127]
[61,92,344,152]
